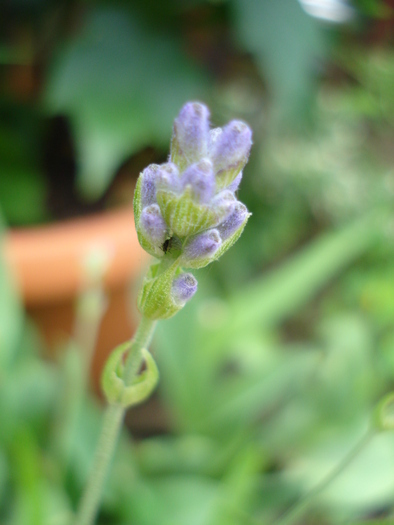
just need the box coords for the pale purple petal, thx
[181,159,215,203]
[172,273,198,305]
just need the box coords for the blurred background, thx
[1,0,394,524]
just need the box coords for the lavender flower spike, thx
[171,102,210,171]
[182,229,221,267]
[181,159,215,204]
[218,202,250,240]
[135,101,252,319]
[171,273,198,305]
[139,204,168,249]
[210,120,252,190]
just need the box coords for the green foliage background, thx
[1,0,394,524]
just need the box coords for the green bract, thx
[138,261,182,320]
[156,187,234,238]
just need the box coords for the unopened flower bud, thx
[171,273,198,305]
[185,229,221,258]
[181,159,215,204]
[140,164,160,208]
[218,202,250,240]
[139,204,168,251]
[182,229,221,269]
[171,102,210,171]
[210,120,252,190]
[155,162,180,193]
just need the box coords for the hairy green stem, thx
[74,289,107,385]
[124,315,157,384]
[51,287,107,473]
[75,315,157,525]
[74,403,124,525]
[275,428,375,525]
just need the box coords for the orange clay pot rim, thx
[4,206,149,307]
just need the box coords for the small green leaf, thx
[102,342,159,408]
[44,8,207,200]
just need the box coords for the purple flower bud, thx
[210,120,252,176]
[140,164,161,207]
[171,273,198,305]
[139,204,168,247]
[183,229,222,261]
[217,202,250,240]
[181,159,215,203]
[172,102,210,167]
[155,162,180,193]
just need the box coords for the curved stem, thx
[74,287,107,385]
[275,428,375,525]
[124,316,157,385]
[74,315,157,525]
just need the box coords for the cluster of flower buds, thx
[134,102,252,319]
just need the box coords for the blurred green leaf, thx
[45,7,207,200]
[0,359,58,443]
[234,0,326,119]
[0,106,47,225]
[0,448,8,506]
[155,212,383,445]
[0,230,23,369]
[136,434,217,477]
[203,211,384,354]
[355,0,393,18]
[285,431,394,515]
[206,350,319,434]
[339,49,394,124]
[9,427,44,525]
[212,444,263,525]
[0,166,48,225]
[148,475,219,525]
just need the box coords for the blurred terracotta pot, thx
[4,207,149,390]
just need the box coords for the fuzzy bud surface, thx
[171,273,198,305]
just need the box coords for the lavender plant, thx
[75,102,252,525]
[134,102,252,320]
